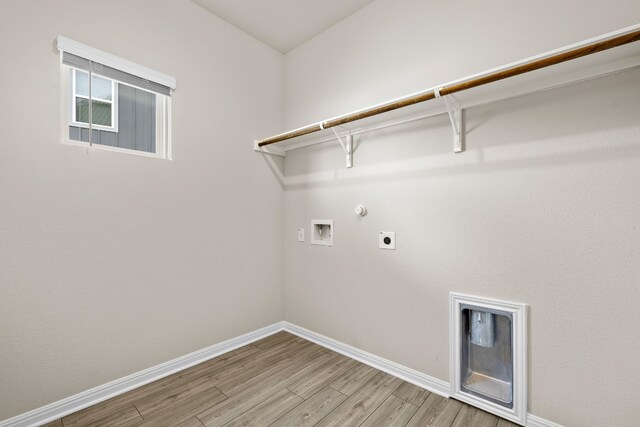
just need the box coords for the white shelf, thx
[255,25,640,160]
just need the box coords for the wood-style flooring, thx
[41,332,519,427]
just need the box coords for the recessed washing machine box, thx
[311,220,333,246]
[450,293,528,426]
[461,307,513,407]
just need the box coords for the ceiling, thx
[192,0,376,53]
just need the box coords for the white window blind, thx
[62,52,172,97]
[57,36,176,96]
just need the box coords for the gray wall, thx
[0,0,283,420]
[282,1,640,426]
[70,84,156,153]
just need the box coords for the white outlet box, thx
[297,228,305,242]
[311,220,333,246]
[379,231,396,250]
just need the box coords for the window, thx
[71,70,117,131]
[57,36,176,159]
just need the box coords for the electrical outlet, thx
[379,231,396,250]
[297,228,305,242]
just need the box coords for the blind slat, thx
[63,52,172,97]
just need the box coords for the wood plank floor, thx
[42,332,519,427]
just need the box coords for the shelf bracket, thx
[254,140,286,157]
[331,128,354,168]
[435,89,464,153]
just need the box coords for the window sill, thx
[60,139,171,160]
[70,123,119,133]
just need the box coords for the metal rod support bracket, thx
[332,128,354,168]
[435,89,464,153]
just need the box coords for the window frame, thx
[70,69,119,133]
[57,36,175,160]
[61,68,172,160]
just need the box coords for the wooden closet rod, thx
[257,27,640,147]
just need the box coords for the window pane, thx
[75,98,112,127]
[75,97,89,123]
[91,75,113,101]
[75,70,88,97]
[74,70,113,101]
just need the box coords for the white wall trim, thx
[282,321,451,397]
[1,320,563,427]
[526,414,566,427]
[0,322,284,427]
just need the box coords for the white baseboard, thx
[0,322,284,427]
[282,321,451,398]
[1,320,562,427]
[526,414,566,427]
